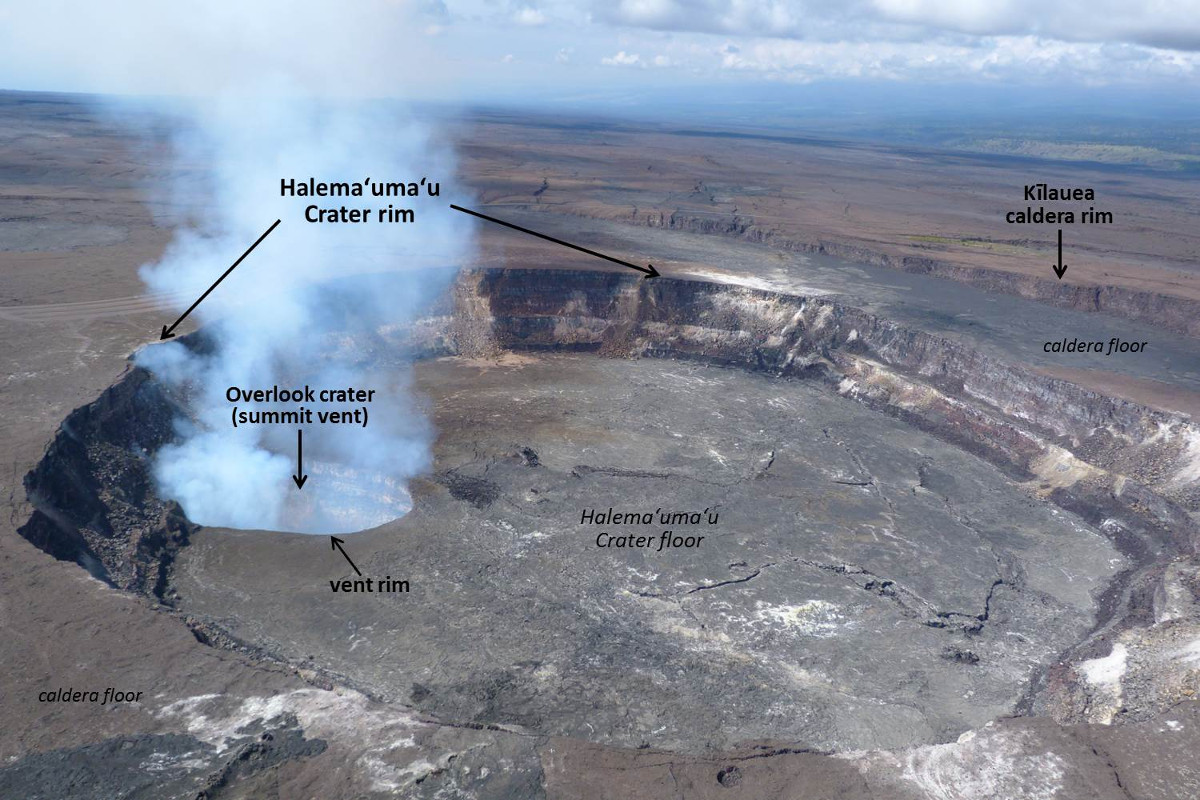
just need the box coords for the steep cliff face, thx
[30,269,1194,579]
[447,268,1200,724]
[457,268,1199,520]
[19,365,194,596]
[20,268,1199,727]
[607,207,1200,338]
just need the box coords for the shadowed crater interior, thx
[20,267,1189,755]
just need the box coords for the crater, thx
[18,267,1197,754]
[276,463,412,535]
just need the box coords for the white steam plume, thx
[12,2,477,533]
[137,88,470,533]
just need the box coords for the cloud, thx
[2,0,1198,109]
[577,0,1200,85]
[595,0,809,37]
[684,33,1200,83]
[602,50,645,66]
[514,6,548,25]
[871,0,1200,51]
[589,0,1200,53]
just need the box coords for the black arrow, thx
[159,219,281,340]
[450,204,659,278]
[330,536,361,576]
[292,429,307,489]
[1052,228,1068,280]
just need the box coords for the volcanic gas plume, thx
[134,91,472,533]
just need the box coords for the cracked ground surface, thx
[4,94,1199,798]
[169,352,1125,754]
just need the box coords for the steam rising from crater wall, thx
[114,7,475,533]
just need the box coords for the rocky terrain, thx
[11,266,1200,797]
[463,112,1200,337]
[2,91,1199,798]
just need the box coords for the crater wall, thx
[19,267,1200,735]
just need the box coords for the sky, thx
[1,1,1198,110]
[456,0,1200,88]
